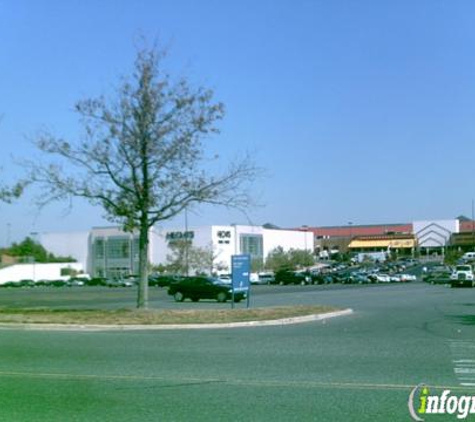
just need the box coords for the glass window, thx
[132,237,140,260]
[240,234,263,259]
[94,238,105,259]
[106,237,130,259]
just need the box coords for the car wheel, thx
[191,296,199,302]
[216,292,227,303]
[174,291,185,302]
[233,297,241,303]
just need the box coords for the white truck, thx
[450,264,475,288]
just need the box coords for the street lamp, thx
[302,225,309,251]
[184,207,189,276]
[347,222,353,256]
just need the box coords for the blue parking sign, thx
[231,254,251,307]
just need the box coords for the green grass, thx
[0,305,339,325]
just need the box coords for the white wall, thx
[39,231,90,269]
[263,228,314,257]
[211,225,238,271]
[0,262,84,284]
[35,225,316,275]
[413,220,459,248]
[149,227,168,265]
[151,225,314,273]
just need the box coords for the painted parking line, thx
[0,370,472,392]
[450,340,475,387]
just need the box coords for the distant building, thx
[348,234,417,255]
[298,219,468,256]
[300,223,412,239]
[413,220,459,254]
[299,223,412,255]
[38,225,314,278]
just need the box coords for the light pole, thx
[348,222,353,254]
[184,207,189,276]
[302,225,309,251]
[472,199,474,252]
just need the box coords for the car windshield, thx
[456,265,472,272]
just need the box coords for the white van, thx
[462,252,475,261]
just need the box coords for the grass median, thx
[0,305,340,325]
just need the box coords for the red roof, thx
[297,223,413,238]
[460,221,475,232]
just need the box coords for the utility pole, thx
[184,207,189,276]
[472,199,474,252]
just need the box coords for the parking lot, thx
[0,280,474,421]
[0,278,422,311]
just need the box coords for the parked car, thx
[398,273,417,282]
[368,273,391,283]
[422,266,452,284]
[168,276,246,303]
[461,252,475,262]
[349,273,371,284]
[275,270,312,285]
[149,274,184,287]
[255,272,275,285]
[68,277,86,286]
[85,277,108,287]
[337,270,370,284]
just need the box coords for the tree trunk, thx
[137,221,149,309]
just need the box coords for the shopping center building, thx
[34,216,475,279]
[302,217,472,257]
[38,225,314,278]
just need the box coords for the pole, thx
[348,222,353,254]
[472,199,474,252]
[185,207,189,276]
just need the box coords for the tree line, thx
[0,237,75,264]
[161,242,316,276]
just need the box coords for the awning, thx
[349,239,416,249]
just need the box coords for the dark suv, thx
[274,270,312,285]
[168,276,247,303]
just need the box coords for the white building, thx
[38,225,314,278]
[413,219,459,251]
[0,262,85,284]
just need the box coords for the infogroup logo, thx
[408,384,475,421]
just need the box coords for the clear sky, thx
[1,0,475,245]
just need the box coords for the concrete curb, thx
[0,309,353,332]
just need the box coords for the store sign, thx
[166,231,194,241]
[217,230,232,239]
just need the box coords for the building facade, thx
[38,225,314,278]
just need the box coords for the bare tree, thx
[26,47,259,309]
[0,183,24,203]
[166,240,226,275]
[1,116,27,203]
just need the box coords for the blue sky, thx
[1,0,475,245]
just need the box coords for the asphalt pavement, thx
[0,282,474,421]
